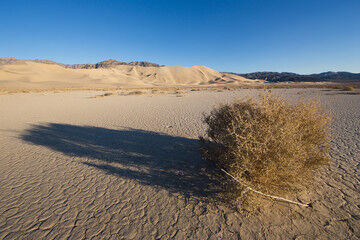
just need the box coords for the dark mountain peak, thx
[95,59,127,68]
[129,61,161,67]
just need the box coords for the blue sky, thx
[0,0,359,73]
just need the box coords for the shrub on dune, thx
[200,92,331,209]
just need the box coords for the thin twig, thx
[220,169,311,207]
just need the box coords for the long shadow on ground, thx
[21,123,223,201]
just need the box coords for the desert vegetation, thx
[92,92,116,98]
[200,92,331,210]
[125,90,145,96]
[102,92,115,97]
[342,85,355,91]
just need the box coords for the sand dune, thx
[0,61,260,90]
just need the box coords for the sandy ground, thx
[0,88,359,239]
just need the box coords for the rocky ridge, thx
[226,71,360,83]
[0,58,161,69]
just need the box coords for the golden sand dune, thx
[0,60,260,90]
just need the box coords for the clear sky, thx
[0,0,359,74]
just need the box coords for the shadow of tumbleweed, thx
[20,123,223,202]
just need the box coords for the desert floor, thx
[0,88,359,239]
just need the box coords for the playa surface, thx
[0,88,359,239]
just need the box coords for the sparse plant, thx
[174,90,185,94]
[92,92,115,98]
[200,92,331,209]
[172,90,186,97]
[343,85,354,91]
[127,90,144,95]
[103,92,114,96]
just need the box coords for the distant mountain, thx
[309,71,360,82]
[224,71,360,83]
[0,58,162,69]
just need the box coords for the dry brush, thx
[200,92,331,209]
